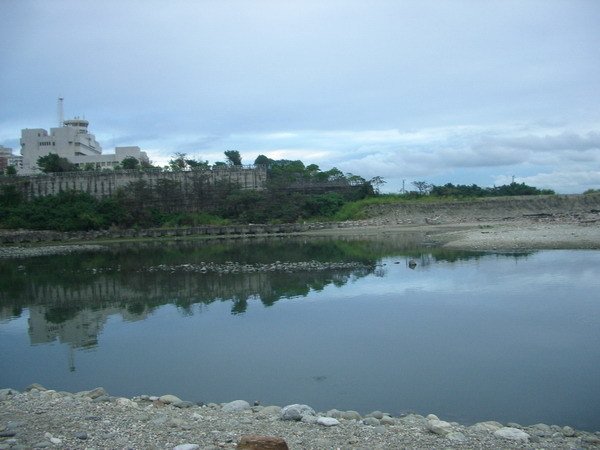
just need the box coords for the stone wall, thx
[0,222,351,244]
[0,166,267,200]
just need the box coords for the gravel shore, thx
[1,385,599,449]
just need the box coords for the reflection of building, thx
[26,305,148,372]
[27,305,148,349]
[19,118,149,173]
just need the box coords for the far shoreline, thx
[1,220,599,259]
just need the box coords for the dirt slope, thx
[362,194,600,226]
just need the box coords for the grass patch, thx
[160,212,231,228]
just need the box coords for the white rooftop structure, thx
[18,105,148,173]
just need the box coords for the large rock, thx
[367,411,385,419]
[494,427,530,442]
[238,435,289,450]
[159,394,182,405]
[399,414,427,427]
[362,417,381,426]
[469,421,503,433]
[326,409,343,418]
[256,406,282,418]
[222,400,251,413]
[173,445,199,450]
[427,419,453,436]
[25,383,47,392]
[280,404,315,421]
[529,423,552,437]
[380,415,396,425]
[82,387,108,399]
[341,410,362,421]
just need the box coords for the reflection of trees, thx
[0,266,376,322]
[0,235,536,326]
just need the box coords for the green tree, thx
[37,153,77,173]
[169,152,188,171]
[185,158,210,170]
[412,180,432,195]
[224,150,242,166]
[5,165,17,175]
[254,154,272,166]
[368,176,385,193]
[0,185,22,208]
[121,156,140,170]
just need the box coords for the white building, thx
[19,117,149,173]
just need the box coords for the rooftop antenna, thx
[57,97,64,126]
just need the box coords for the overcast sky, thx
[1,0,599,193]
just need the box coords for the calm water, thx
[1,236,599,430]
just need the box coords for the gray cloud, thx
[1,0,599,193]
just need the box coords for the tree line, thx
[0,149,561,232]
[0,153,375,231]
[408,181,555,197]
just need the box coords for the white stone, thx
[173,445,200,450]
[494,427,530,442]
[116,397,138,408]
[426,414,439,420]
[317,417,340,427]
[222,400,251,413]
[427,419,453,436]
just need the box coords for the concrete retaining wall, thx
[0,222,356,244]
[0,166,267,200]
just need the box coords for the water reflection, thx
[1,237,598,430]
[0,236,532,355]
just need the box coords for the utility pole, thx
[402,179,405,194]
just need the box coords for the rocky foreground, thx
[1,386,599,449]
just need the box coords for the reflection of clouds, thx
[321,252,600,300]
[0,313,28,332]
